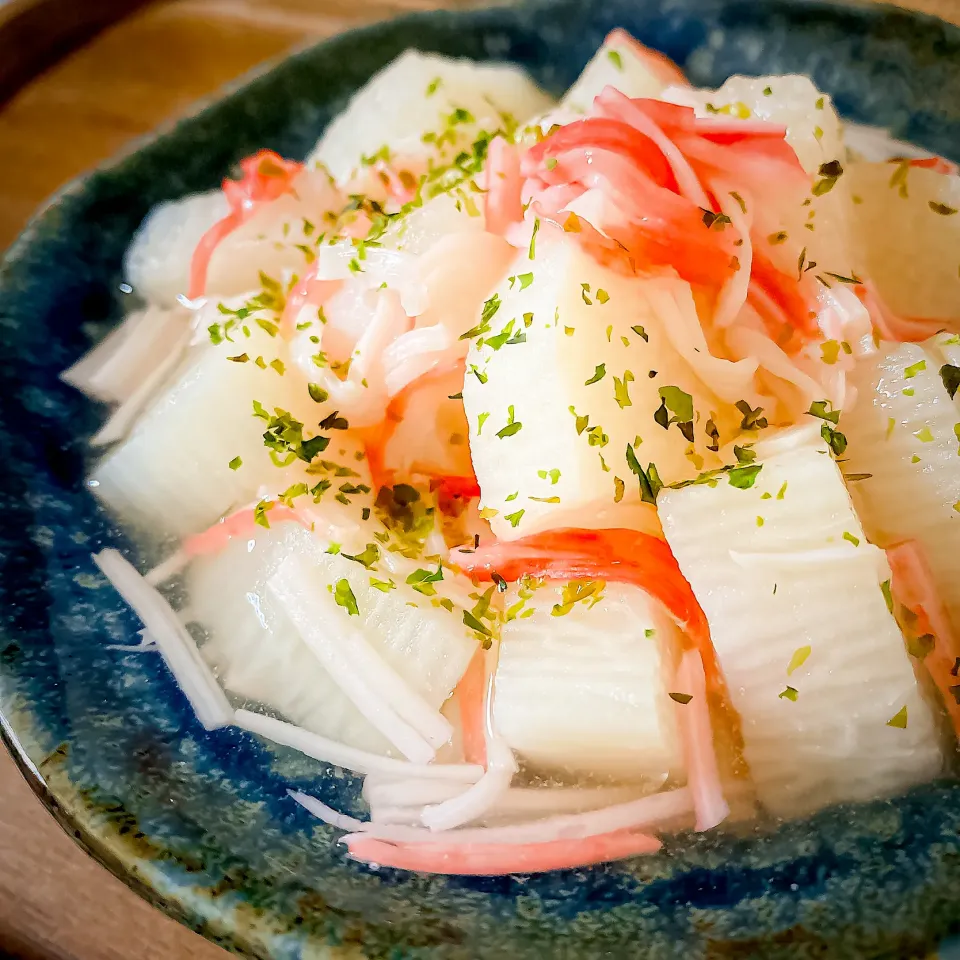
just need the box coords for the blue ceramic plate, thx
[3,1,960,956]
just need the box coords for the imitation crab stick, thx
[189,150,303,298]
[886,541,960,739]
[342,830,661,875]
[454,527,714,680]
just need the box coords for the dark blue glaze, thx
[2,1,960,956]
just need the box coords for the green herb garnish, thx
[334,579,359,616]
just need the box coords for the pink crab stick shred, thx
[484,136,523,236]
[182,504,309,559]
[343,829,662,876]
[188,150,303,299]
[855,282,944,344]
[674,649,729,832]
[281,267,342,336]
[594,87,709,208]
[454,648,488,767]
[906,156,960,177]
[886,541,960,739]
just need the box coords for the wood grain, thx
[0,1,958,958]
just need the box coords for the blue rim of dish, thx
[3,1,960,957]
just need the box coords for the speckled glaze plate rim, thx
[4,1,960,957]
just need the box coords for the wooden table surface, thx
[1,0,959,957]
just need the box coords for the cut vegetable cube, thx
[664,75,842,176]
[493,580,683,784]
[90,313,321,537]
[462,232,740,541]
[124,191,229,307]
[849,162,960,322]
[189,523,479,756]
[307,50,553,184]
[842,335,960,632]
[659,428,943,818]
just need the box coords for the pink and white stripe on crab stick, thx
[144,503,312,586]
[674,649,729,832]
[281,270,342,336]
[595,86,710,208]
[183,504,310,559]
[484,136,523,236]
[292,786,689,844]
[417,644,517,831]
[237,710,484,780]
[454,648,488,767]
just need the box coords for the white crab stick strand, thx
[419,653,518,831]
[93,550,232,730]
[235,710,483,781]
[363,783,659,826]
[268,560,440,762]
[291,786,693,844]
[89,328,190,447]
[272,558,453,750]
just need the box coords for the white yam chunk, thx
[124,191,229,307]
[307,50,553,183]
[664,75,842,176]
[90,310,319,537]
[849,162,960,322]
[493,580,683,784]
[842,335,960,632]
[659,429,942,818]
[189,523,478,756]
[563,29,685,113]
[462,233,739,541]
[381,192,487,255]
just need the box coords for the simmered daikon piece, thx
[842,335,960,631]
[90,309,322,537]
[124,191,229,307]
[562,29,687,114]
[190,521,480,756]
[849,162,960,323]
[462,232,742,541]
[665,74,842,176]
[493,579,683,784]
[659,428,943,818]
[381,191,487,255]
[306,50,553,184]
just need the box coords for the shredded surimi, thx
[886,542,960,739]
[89,329,191,447]
[62,307,190,405]
[292,785,688,843]
[420,647,517,831]
[237,710,483,779]
[361,778,642,816]
[674,650,728,831]
[93,550,233,730]
[484,136,523,236]
[268,558,444,762]
[340,831,661,875]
